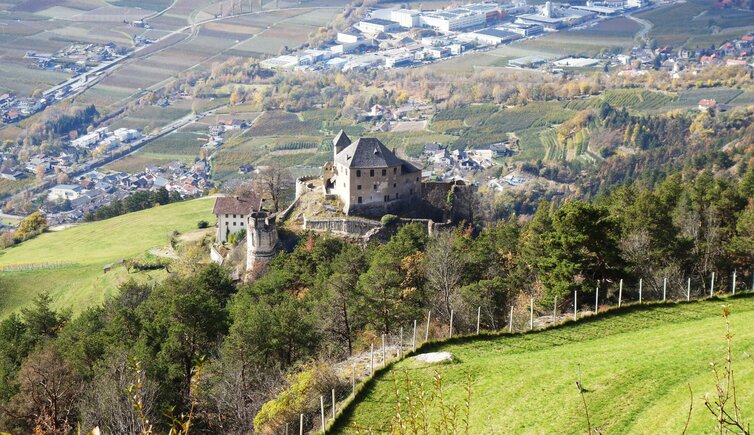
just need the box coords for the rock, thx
[413,352,453,364]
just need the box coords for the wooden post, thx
[573,291,577,320]
[300,413,304,435]
[662,278,668,302]
[594,286,599,313]
[618,279,623,307]
[370,344,374,375]
[638,278,642,303]
[710,272,715,297]
[332,388,336,420]
[320,395,325,432]
[509,305,514,333]
[476,306,481,335]
[381,334,385,365]
[449,310,454,338]
[687,277,691,301]
[425,311,431,342]
[529,297,534,331]
[412,320,417,351]
[286,423,289,435]
[553,296,557,318]
[733,270,737,295]
[399,327,403,358]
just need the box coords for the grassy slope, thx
[0,197,214,318]
[335,295,754,434]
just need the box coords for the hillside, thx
[0,197,214,318]
[334,295,754,433]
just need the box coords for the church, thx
[323,130,422,216]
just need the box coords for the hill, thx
[0,197,214,319]
[334,295,754,433]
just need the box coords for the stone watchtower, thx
[246,211,278,272]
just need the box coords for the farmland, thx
[334,295,754,434]
[0,197,214,318]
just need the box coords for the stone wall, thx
[295,175,321,199]
[303,216,382,237]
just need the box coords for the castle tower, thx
[543,1,553,18]
[333,130,351,161]
[246,212,278,272]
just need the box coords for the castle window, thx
[416,177,419,182]
[373,184,377,190]
[370,169,375,177]
[382,169,386,176]
[384,195,389,202]
[358,196,362,204]
[357,185,362,190]
[233,214,236,218]
[356,170,361,177]
[394,167,397,174]
[393,183,396,188]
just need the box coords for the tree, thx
[16,212,48,239]
[424,230,463,324]
[253,163,291,212]
[8,346,81,434]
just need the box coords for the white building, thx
[71,127,108,149]
[48,184,84,201]
[358,18,400,34]
[212,193,263,243]
[464,28,521,45]
[420,9,486,32]
[391,9,421,28]
[260,55,300,70]
[113,128,140,142]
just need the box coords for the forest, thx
[1,165,754,433]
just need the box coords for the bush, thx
[381,214,399,226]
[197,220,209,229]
[228,229,246,246]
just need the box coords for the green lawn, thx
[335,295,754,434]
[0,197,214,318]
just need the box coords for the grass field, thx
[335,295,754,434]
[0,197,214,318]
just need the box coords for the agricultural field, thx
[0,197,214,319]
[636,0,754,47]
[335,295,754,434]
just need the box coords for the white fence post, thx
[370,344,374,375]
[381,334,385,365]
[553,296,557,318]
[687,278,691,301]
[425,310,431,342]
[574,291,577,320]
[320,396,325,432]
[476,306,481,335]
[639,278,643,303]
[449,310,454,338]
[710,272,715,297]
[300,413,304,435]
[595,286,599,313]
[509,305,514,333]
[351,363,355,395]
[618,279,623,307]
[529,297,534,331]
[399,327,403,358]
[332,388,336,420]
[733,270,737,295]
[412,320,417,351]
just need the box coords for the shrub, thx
[381,214,399,226]
[197,220,209,229]
[228,229,246,246]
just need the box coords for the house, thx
[212,192,264,243]
[323,130,421,215]
[0,168,25,181]
[48,184,84,201]
[698,99,718,111]
[239,163,254,174]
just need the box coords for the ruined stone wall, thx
[303,216,382,237]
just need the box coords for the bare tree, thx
[424,230,463,325]
[7,346,81,434]
[253,163,291,212]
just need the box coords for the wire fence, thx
[298,269,754,434]
[0,261,79,271]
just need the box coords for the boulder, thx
[413,351,453,364]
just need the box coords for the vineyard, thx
[565,90,677,112]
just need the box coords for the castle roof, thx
[212,192,262,216]
[335,137,403,168]
[333,130,351,150]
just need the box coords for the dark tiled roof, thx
[333,130,351,150]
[335,137,403,168]
[212,193,262,215]
[401,162,421,173]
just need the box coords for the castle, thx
[323,131,422,216]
